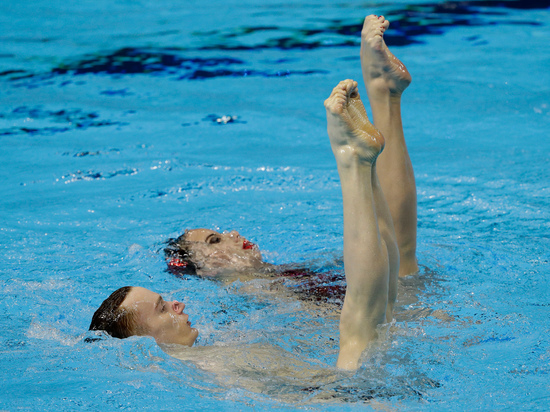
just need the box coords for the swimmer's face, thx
[121,287,198,346]
[184,229,263,272]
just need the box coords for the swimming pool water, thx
[1,0,549,410]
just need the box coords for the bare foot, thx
[324,79,384,165]
[360,15,411,97]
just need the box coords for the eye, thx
[161,302,167,313]
[208,235,221,244]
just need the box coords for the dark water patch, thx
[1,126,72,137]
[4,339,29,349]
[59,168,138,183]
[463,333,514,347]
[3,0,547,86]
[194,0,548,51]
[52,48,244,76]
[182,114,245,127]
[202,114,245,125]
[5,48,326,84]
[49,48,326,80]
[473,0,550,9]
[100,88,134,96]
[380,0,546,43]
[2,106,97,121]
[0,122,126,137]
[61,149,121,157]
[199,36,361,51]
[179,67,326,80]
[0,69,27,79]
[0,106,127,137]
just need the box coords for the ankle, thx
[367,82,404,101]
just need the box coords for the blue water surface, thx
[1,0,549,410]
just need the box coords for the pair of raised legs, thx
[325,15,417,369]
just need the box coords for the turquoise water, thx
[1,0,549,410]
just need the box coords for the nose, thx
[229,230,240,238]
[172,300,185,314]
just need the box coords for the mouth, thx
[242,240,255,250]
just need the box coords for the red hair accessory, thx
[168,258,188,268]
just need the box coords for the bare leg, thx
[372,165,399,320]
[361,15,418,277]
[325,79,399,370]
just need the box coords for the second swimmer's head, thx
[164,229,264,276]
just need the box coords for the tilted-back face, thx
[177,229,264,272]
[121,287,198,346]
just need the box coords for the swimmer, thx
[90,15,415,370]
[165,15,417,278]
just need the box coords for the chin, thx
[171,336,197,347]
[189,329,199,345]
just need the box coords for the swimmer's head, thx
[90,286,198,347]
[164,229,264,275]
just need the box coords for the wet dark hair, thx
[89,286,138,339]
[164,231,199,275]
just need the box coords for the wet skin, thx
[183,229,264,271]
[121,286,199,346]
